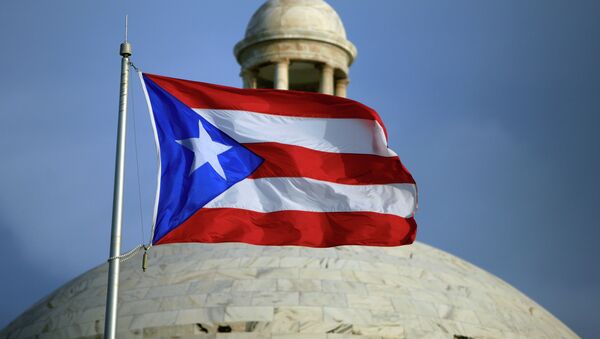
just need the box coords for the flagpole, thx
[104,16,131,339]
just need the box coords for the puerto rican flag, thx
[141,73,417,247]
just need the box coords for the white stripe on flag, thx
[193,109,397,157]
[205,177,417,217]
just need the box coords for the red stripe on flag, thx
[155,208,417,248]
[245,143,416,185]
[144,73,388,138]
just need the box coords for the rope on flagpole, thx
[128,61,153,272]
[107,242,151,270]
[107,243,144,262]
[133,63,160,249]
[128,61,147,247]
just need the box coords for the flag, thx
[141,73,417,247]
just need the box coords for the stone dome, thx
[234,0,357,71]
[246,0,347,41]
[1,242,578,338]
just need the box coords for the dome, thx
[1,242,578,338]
[246,0,347,41]
[234,0,357,69]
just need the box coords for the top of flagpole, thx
[120,15,132,57]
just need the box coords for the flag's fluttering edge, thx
[141,73,417,247]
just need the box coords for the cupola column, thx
[335,78,349,98]
[319,64,334,95]
[242,69,258,89]
[274,59,289,90]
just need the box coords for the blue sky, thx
[0,0,598,337]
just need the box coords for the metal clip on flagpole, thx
[104,15,131,339]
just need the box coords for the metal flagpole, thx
[104,16,132,339]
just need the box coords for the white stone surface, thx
[0,242,579,338]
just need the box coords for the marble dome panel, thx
[0,242,579,338]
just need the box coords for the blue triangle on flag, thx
[143,76,264,243]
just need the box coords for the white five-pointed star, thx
[176,121,232,179]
